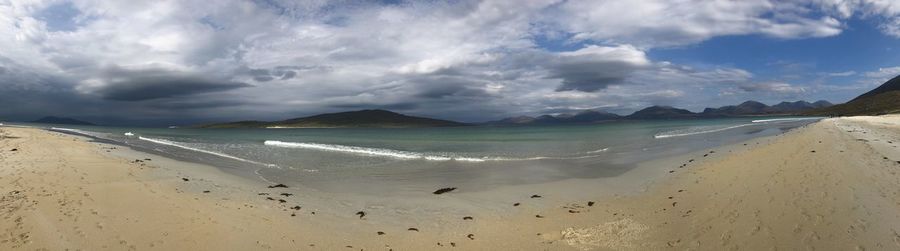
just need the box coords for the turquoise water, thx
[12,117,820,195]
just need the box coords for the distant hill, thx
[30,116,95,126]
[806,75,900,116]
[702,101,767,116]
[490,100,830,125]
[702,100,832,116]
[626,106,698,120]
[197,109,468,128]
[488,110,622,125]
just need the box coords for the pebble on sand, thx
[530,194,542,198]
[408,228,419,232]
[463,216,473,220]
[181,178,189,182]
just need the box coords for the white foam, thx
[264,140,598,162]
[751,117,822,123]
[139,136,279,168]
[50,127,92,135]
[654,124,753,139]
[585,147,610,154]
[124,132,135,136]
[265,140,424,159]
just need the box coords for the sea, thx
[8,117,821,196]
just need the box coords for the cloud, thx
[813,0,900,38]
[548,45,650,92]
[544,0,845,48]
[0,0,898,124]
[826,71,857,77]
[739,82,807,94]
[863,66,900,79]
[76,66,251,101]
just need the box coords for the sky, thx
[2,0,900,126]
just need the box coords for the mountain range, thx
[197,109,468,128]
[489,100,833,125]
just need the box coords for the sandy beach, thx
[3,115,900,250]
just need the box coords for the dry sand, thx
[1,115,900,250]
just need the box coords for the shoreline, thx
[2,116,899,250]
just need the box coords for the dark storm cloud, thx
[280,70,296,80]
[549,60,642,92]
[237,65,323,82]
[413,78,492,99]
[329,102,419,111]
[248,68,274,82]
[146,99,250,110]
[81,66,251,101]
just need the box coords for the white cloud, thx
[545,0,844,48]
[826,71,857,77]
[863,66,900,79]
[813,0,900,37]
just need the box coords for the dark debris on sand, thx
[356,211,366,219]
[530,194,542,198]
[433,187,457,194]
[268,184,288,188]
[463,216,473,220]
[181,178,189,182]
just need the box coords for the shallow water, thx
[16,116,819,196]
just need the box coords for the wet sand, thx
[2,115,900,250]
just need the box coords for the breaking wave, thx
[751,117,822,123]
[139,137,280,168]
[264,140,606,162]
[654,124,753,139]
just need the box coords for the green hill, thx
[806,75,900,116]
